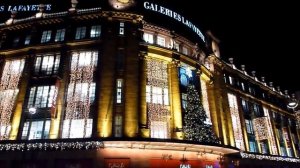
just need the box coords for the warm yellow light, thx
[117,0,130,3]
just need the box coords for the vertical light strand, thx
[146,59,170,139]
[200,79,211,124]
[227,93,245,150]
[263,107,278,155]
[0,59,25,140]
[64,51,98,138]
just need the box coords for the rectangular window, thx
[157,36,165,47]
[116,79,123,104]
[62,119,93,138]
[245,119,254,134]
[119,22,125,35]
[151,121,168,139]
[260,141,269,154]
[143,33,154,44]
[253,103,260,116]
[241,82,245,91]
[146,86,169,105]
[75,26,86,40]
[24,35,31,45]
[229,76,234,85]
[90,25,101,38]
[182,46,188,55]
[174,42,180,52]
[41,30,52,43]
[34,53,60,75]
[28,85,56,108]
[249,141,257,152]
[21,120,50,140]
[13,37,20,47]
[114,115,122,137]
[55,28,66,42]
[241,99,249,114]
[67,83,96,103]
[181,93,187,109]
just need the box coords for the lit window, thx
[229,76,234,85]
[41,30,52,43]
[67,83,96,103]
[114,115,122,137]
[245,119,254,134]
[62,119,93,138]
[253,103,260,116]
[72,51,98,68]
[55,29,66,42]
[146,86,169,105]
[13,37,20,47]
[143,33,154,44]
[173,42,180,51]
[182,46,188,55]
[75,26,86,40]
[116,79,123,104]
[157,36,165,47]
[201,79,212,124]
[241,82,245,91]
[24,35,31,45]
[151,121,169,139]
[27,85,56,108]
[119,22,125,35]
[21,120,50,140]
[34,53,60,75]
[90,25,101,38]
[181,93,187,109]
[249,141,257,152]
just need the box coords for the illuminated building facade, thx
[0,1,299,168]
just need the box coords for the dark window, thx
[24,35,31,45]
[12,37,20,47]
[75,27,86,39]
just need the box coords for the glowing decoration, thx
[295,110,300,129]
[252,117,269,141]
[227,93,245,150]
[263,107,278,155]
[146,59,170,139]
[63,51,98,138]
[200,79,211,124]
[0,59,25,140]
[183,85,219,143]
[0,141,103,151]
[240,152,300,163]
[109,0,135,10]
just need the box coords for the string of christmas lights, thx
[64,51,98,138]
[240,152,300,163]
[146,59,170,139]
[0,141,103,151]
[263,107,278,155]
[0,59,25,140]
[227,93,245,150]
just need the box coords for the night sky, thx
[169,1,300,93]
[0,0,299,92]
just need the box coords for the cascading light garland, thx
[227,93,245,150]
[0,141,103,151]
[253,117,269,141]
[240,152,300,163]
[64,51,98,138]
[146,59,170,139]
[0,59,25,140]
[263,107,278,155]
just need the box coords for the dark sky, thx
[170,1,300,93]
[0,0,299,92]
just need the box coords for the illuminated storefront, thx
[0,0,299,168]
